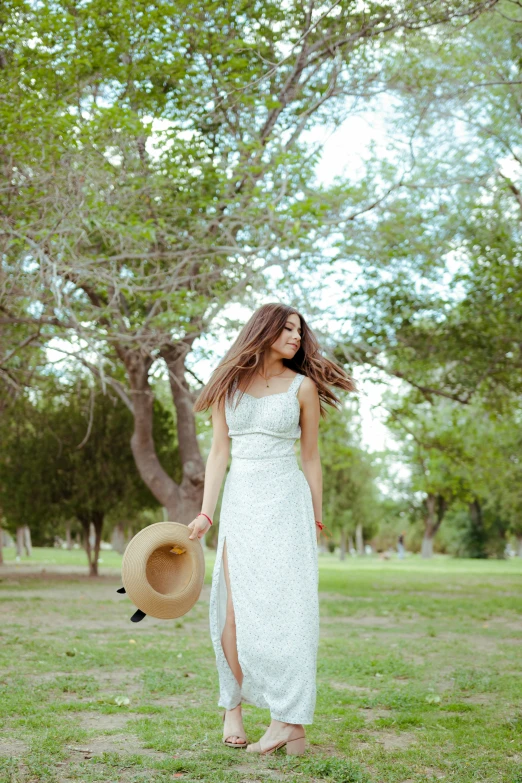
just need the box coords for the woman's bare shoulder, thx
[299,374,317,390]
[297,374,319,403]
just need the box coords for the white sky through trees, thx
[44,102,399,458]
[188,102,401,456]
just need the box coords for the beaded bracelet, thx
[315,520,325,530]
[198,512,213,527]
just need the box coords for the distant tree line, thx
[1,0,520,567]
[0,378,178,574]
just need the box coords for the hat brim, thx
[122,522,205,619]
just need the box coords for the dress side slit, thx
[220,538,243,690]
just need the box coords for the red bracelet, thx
[198,512,213,527]
[315,520,331,539]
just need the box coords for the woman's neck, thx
[259,358,286,377]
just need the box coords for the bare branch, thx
[76,386,95,449]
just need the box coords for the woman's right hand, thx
[187,514,211,540]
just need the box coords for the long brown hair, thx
[193,303,357,417]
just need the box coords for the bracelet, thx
[315,519,332,540]
[198,512,213,527]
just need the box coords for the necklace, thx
[257,368,287,388]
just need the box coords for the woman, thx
[189,303,356,755]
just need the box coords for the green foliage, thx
[382,388,522,555]
[0,379,177,538]
[318,403,381,541]
[326,3,522,554]
[334,5,522,410]
[0,0,512,544]
[1,0,499,351]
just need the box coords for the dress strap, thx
[288,373,305,396]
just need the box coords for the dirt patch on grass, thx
[0,737,27,757]
[436,677,457,691]
[234,762,287,780]
[68,711,139,730]
[363,730,417,750]
[359,708,393,722]
[2,606,137,631]
[487,617,522,632]
[436,631,500,654]
[422,765,449,779]
[331,682,377,694]
[321,614,415,628]
[150,695,194,708]
[402,652,426,666]
[26,670,76,682]
[460,694,494,705]
[82,667,143,686]
[65,734,169,759]
[28,667,143,693]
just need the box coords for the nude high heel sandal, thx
[246,729,306,755]
[222,710,248,748]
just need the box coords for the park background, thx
[1,1,521,782]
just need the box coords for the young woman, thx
[189,303,356,755]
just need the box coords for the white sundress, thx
[208,372,319,725]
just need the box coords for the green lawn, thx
[0,549,521,782]
[1,546,124,570]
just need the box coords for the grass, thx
[0,549,521,782]
[2,546,123,570]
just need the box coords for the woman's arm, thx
[298,377,322,543]
[188,399,231,540]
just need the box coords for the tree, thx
[0,381,176,574]
[384,387,522,557]
[0,0,499,523]
[319,402,380,557]
[330,3,521,410]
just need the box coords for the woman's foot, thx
[223,704,247,746]
[246,720,305,754]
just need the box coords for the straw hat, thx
[120,521,205,621]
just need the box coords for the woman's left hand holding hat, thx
[188,513,212,540]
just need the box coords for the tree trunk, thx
[469,498,483,530]
[356,523,364,555]
[111,523,126,555]
[80,512,104,576]
[161,342,206,524]
[467,497,487,558]
[517,536,522,558]
[0,523,3,566]
[348,534,354,554]
[65,521,73,551]
[124,348,182,519]
[91,514,103,576]
[422,493,445,558]
[23,525,32,557]
[421,533,433,558]
[16,526,24,557]
[339,528,347,561]
[80,519,92,573]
